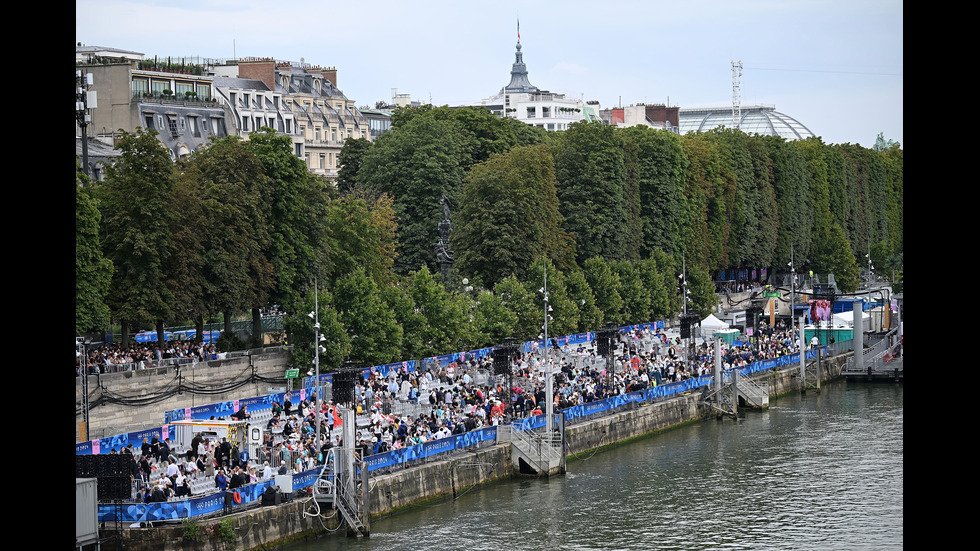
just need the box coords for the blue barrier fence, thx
[363,426,498,472]
[96,467,323,524]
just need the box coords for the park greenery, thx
[76,105,903,372]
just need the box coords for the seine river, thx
[291,378,903,551]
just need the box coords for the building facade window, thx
[210,117,226,136]
[151,81,170,96]
[133,78,149,98]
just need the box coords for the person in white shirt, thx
[262,461,273,480]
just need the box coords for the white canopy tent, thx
[699,314,731,339]
[830,311,869,328]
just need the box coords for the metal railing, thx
[735,371,769,407]
[511,424,562,472]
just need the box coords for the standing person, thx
[150,437,162,463]
[189,434,203,462]
[215,469,228,491]
[219,438,232,468]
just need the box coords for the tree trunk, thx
[121,320,130,348]
[195,315,204,343]
[156,320,166,345]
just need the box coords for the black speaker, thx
[332,367,360,404]
[76,454,95,478]
[98,476,132,501]
[492,347,510,375]
[596,327,615,357]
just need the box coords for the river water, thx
[290,378,903,551]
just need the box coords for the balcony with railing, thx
[134,91,220,107]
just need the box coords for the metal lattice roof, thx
[678,105,814,140]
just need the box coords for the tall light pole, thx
[541,267,555,437]
[308,279,326,454]
[76,70,96,179]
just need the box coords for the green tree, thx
[336,137,373,194]
[390,104,546,169]
[564,269,603,332]
[359,116,466,274]
[617,126,689,258]
[524,258,579,338]
[764,135,814,268]
[471,289,518,348]
[810,221,860,293]
[332,268,403,366]
[678,134,719,270]
[379,280,428,361]
[611,260,651,325]
[494,275,539,343]
[247,129,326,314]
[321,193,398,289]
[406,266,476,357]
[76,167,113,334]
[553,122,637,263]
[684,263,718,318]
[453,145,574,286]
[182,136,274,337]
[283,288,349,372]
[582,257,624,326]
[638,250,678,321]
[97,128,178,344]
[743,136,779,268]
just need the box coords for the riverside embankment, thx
[102,350,852,551]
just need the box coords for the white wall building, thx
[472,39,601,131]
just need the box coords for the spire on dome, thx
[503,32,538,94]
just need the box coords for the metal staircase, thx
[312,447,365,535]
[311,406,369,536]
[734,371,769,408]
[509,421,564,476]
[333,478,366,535]
[701,369,769,416]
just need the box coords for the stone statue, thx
[435,195,454,277]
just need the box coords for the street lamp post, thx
[76,70,95,178]
[541,268,554,438]
[308,279,326,454]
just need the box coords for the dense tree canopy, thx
[452,144,574,286]
[76,167,113,334]
[96,129,179,343]
[79,109,900,367]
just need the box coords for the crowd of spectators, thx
[717,280,765,294]
[76,339,218,376]
[103,319,811,504]
[323,320,805,459]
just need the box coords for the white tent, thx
[830,311,869,328]
[700,314,729,332]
